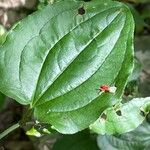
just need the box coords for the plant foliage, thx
[0,0,134,133]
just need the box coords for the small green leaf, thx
[90,97,150,135]
[0,0,134,133]
[97,121,150,150]
[26,127,42,137]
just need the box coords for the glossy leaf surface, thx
[0,0,134,133]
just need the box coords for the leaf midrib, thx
[36,15,129,113]
[32,7,122,107]
[36,15,126,109]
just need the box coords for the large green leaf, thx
[90,97,150,135]
[97,120,150,150]
[0,0,134,133]
[52,131,99,150]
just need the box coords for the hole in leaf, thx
[113,104,116,107]
[116,110,122,116]
[101,113,107,120]
[78,7,86,15]
[140,110,146,117]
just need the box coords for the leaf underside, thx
[0,0,134,133]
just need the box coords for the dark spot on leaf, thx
[101,113,107,120]
[116,110,122,116]
[78,7,85,15]
[140,110,146,117]
[113,104,116,107]
[124,90,130,96]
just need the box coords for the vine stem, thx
[0,106,33,140]
[0,122,20,140]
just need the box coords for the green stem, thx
[19,107,33,126]
[0,106,33,140]
[0,122,20,140]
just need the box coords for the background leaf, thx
[90,97,150,135]
[97,120,150,150]
[52,131,99,150]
